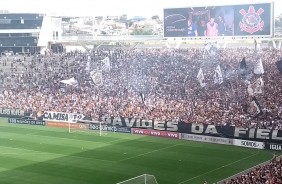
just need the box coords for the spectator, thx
[224,156,282,184]
[0,48,281,130]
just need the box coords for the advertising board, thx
[265,143,282,151]
[89,124,131,134]
[0,107,29,118]
[8,118,46,126]
[132,128,179,139]
[43,111,85,123]
[46,122,86,129]
[181,133,233,145]
[233,139,265,149]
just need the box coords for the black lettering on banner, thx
[8,118,45,126]
[43,111,85,123]
[234,139,264,149]
[241,140,259,148]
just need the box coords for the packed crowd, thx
[0,47,282,129]
[224,156,282,184]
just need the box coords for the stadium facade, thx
[0,13,62,54]
[1,4,282,54]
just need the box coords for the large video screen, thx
[163,3,272,38]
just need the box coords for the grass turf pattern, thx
[0,118,276,184]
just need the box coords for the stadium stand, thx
[224,156,282,184]
[0,47,281,130]
[0,13,43,53]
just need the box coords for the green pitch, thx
[0,118,276,184]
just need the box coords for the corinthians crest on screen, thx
[239,6,264,34]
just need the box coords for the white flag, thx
[91,71,103,86]
[254,58,264,74]
[247,77,264,96]
[60,77,78,86]
[253,77,264,94]
[247,84,254,96]
[197,68,205,87]
[205,42,219,56]
[214,65,223,84]
[101,57,110,72]
[85,61,90,71]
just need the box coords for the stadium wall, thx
[3,110,281,151]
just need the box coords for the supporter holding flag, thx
[60,77,78,86]
[253,77,264,94]
[247,82,254,97]
[140,92,145,104]
[254,58,264,74]
[197,68,206,87]
[204,42,219,56]
[239,57,247,77]
[214,65,223,84]
[91,70,103,86]
[250,96,263,117]
[247,77,264,96]
[101,57,111,72]
[85,60,90,71]
[276,59,282,75]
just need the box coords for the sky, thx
[0,0,281,18]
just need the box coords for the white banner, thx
[43,111,85,123]
[233,139,265,149]
[181,134,233,145]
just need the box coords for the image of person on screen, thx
[217,15,226,36]
[187,18,197,37]
[206,17,218,37]
[197,20,207,37]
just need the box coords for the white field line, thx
[118,143,182,162]
[178,153,259,184]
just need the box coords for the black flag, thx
[240,57,247,70]
[276,59,282,75]
[240,57,247,77]
[140,92,145,104]
[251,96,263,116]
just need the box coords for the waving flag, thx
[197,68,205,87]
[60,77,78,86]
[247,77,264,96]
[253,77,264,94]
[140,92,145,104]
[214,65,223,84]
[254,58,264,74]
[251,96,263,116]
[91,71,103,86]
[101,57,111,72]
[205,42,219,56]
[240,57,247,76]
[277,59,282,75]
[85,61,90,71]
